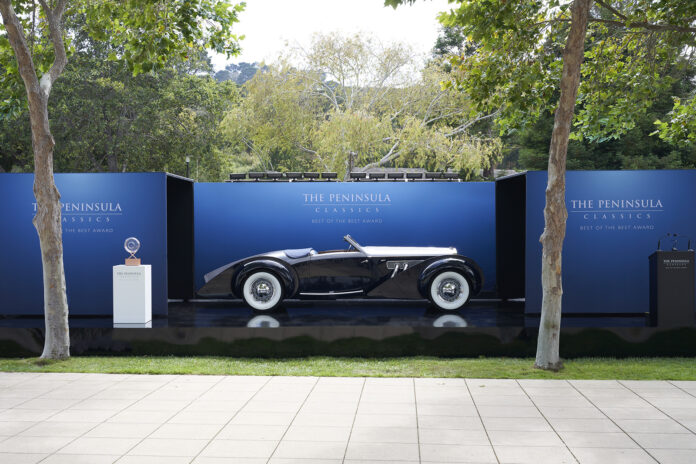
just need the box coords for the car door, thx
[301,251,373,295]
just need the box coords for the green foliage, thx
[424,1,696,169]
[512,70,696,171]
[214,61,263,84]
[223,33,503,178]
[413,1,696,148]
[1,1,244,108]
[0,0,245,180]
[80,0,244,75]
[0,1,61,120]
[654,96,696,147]
[1,36,242,180]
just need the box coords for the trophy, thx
[124,237,141,266]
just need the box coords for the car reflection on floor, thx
[0,299,650,328]
[166,299,519,328]
[165,299,649,328]
[243,307,471,328]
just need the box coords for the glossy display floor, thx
[1,373,695,463]
[0,299,650,329]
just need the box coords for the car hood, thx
[361,246,457,257]
[203,249,291,283]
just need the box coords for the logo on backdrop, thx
[302,192,390,225]
[568,198,663,232]
[31,201,121,234]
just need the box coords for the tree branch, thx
[424,108,465,126]
[594,0,627,21]
[544,15,696,34]
[37,0,67,97]
[0,0,42,108]
[296,143,329,170]
[445,110,500,137]
[358,140,400,171]
[589,16,696,34]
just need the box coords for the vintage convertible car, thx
[198,235,483,312]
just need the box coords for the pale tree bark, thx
[0,0,70,359]
[535,0,592,371]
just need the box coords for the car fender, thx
[417,256,483,298]
[233,259,298,298]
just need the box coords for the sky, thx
[211,0,452,70]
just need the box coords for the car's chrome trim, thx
[299,290,364,296]
[364,246,457,257]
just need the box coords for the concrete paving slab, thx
[0,373,693,463]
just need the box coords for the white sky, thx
[211,0,452,70]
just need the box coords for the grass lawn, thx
[0,356,694,379]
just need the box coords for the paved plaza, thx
[0,373,696,463]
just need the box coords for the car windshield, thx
[343,235,365,253]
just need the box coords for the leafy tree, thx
[224,33,502,179]
[430,16,696,172]
[1,39,240,179]
[214,61,263,84]
[514,64,696,171]
[0,0,243,359]
[389,0,696,370]
[433,25,467,59]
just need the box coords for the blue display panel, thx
[525,170,696,314]
[194,182,497,293]
[0,173,168,316]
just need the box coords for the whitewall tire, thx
[242,271,283,311]
[429,271,470,311]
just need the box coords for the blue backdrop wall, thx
[194,181,497,293]
[0,173,168,316]
[525,170,696,314]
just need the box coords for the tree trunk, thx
[0,0,70,359]
[535,0,592,371]
[33,99,70,359]
[107,152,119,172]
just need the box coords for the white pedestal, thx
[113,265,152,328]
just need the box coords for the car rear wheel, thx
[429,271,470,311]
[242,271,283,311]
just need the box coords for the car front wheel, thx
[429,270,470,311]
[242,271,284,311]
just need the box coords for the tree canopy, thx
[423,1,696,147]
[223,33,503,179]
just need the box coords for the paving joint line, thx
[463,379,500,464]
[0,373,86,443]
[265,376,321,463]
[117,374,231,462]
[665,380,696,434]
[412,378,422,464]
[568,380,660,464]
[6,372,91,416]
[619,380,696,435]
[341,377,366,464]
[515,379,580,464]
[35,372,172,463]
[187,375,275,464]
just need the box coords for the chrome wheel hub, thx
[252,279,273,302]
[438,279,460,302]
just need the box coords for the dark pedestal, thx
[649,251,695,327]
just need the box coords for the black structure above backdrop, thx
[227,171,464,182]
